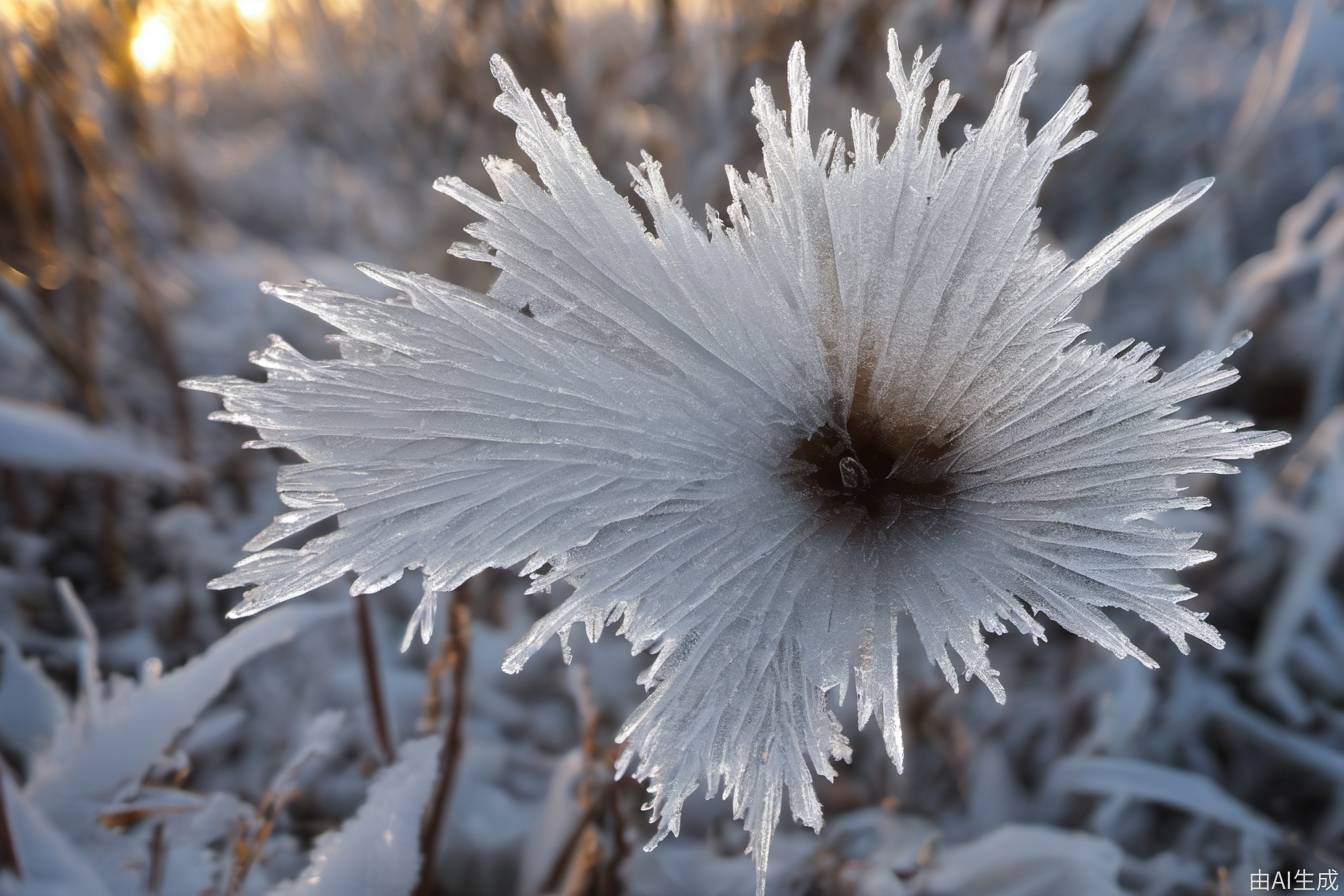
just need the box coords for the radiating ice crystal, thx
[185,32,1289,893]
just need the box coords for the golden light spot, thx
[234,0,271,25]
[130,13,175,76]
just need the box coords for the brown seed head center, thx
[789,417,956,520]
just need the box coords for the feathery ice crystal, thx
[188,32,1288,891]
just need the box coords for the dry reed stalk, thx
[353,593,397,763]
[413,585,472,896]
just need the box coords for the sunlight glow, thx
[130,13,174,76]
[234,0,271,25]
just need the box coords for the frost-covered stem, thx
[413,587,471,896]
[54,578,100,711]
[353,594,396,763]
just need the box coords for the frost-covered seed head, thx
[790,417,958,523]
[185,32,1289,894]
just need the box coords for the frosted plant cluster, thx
[189,32,1288,889]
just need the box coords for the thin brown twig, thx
[221,785,303,893]
[563,663,605,895]
[539,667,631,896]
[560,826,603,896]
[602,771,630,896]
[353,594,396,764]
[221,815,259,896]
[413,586,472,896]
[538,786,612,896]
[417,596,454,734]
[221,730,338,896]
[99,477,125,591]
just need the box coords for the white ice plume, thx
[186,32,1289,893]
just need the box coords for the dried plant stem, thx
[222,735,332,896]
[540,665,628,896]
[413,587,472,896]
[602,777,630,896]
[146,822,166,894]
[222,813,273,896]
[0,777,21,879]
[539,787,611,895]
[99,477,125,591]
[567,664,603,895]
[560,826,604,896]
[417,594,455,734]
[221,823,250,895]
[353,594,396,763]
